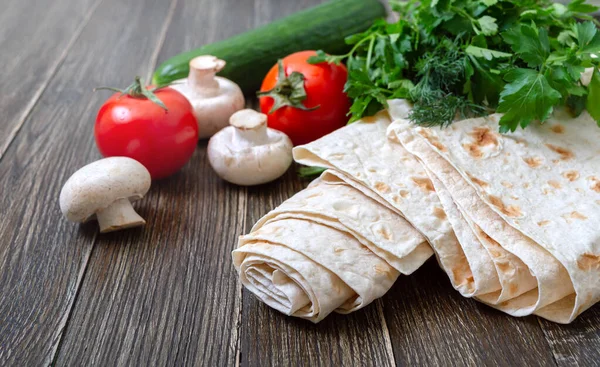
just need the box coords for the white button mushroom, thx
[208,109,293,186]
[59,157,151,233]
[171,55,245,139]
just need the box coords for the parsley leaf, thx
[465,45,512,60]
[503,25,550,68]
[497,69,562,132]
[477,16,498,36]
[586,68,600,126]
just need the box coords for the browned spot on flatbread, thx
[411,177,435,192]
[359,245,371,252]
[513,137,528,146]
[562,211,588,222]
[523,156,543,168]
[509,283,519,295]
[548,180,562,189]
[374,264,395,280]
[487,195,523,217]
[399,190,409,198]
[328,153,345,159]
[377,227,392,241]
[501,181,513,188]
[374,181,390,193]
[577,253,600,271]
[542,188,553,195]
[488,248,502,258]
[367,167,376,172]
[546,144,574,160]
[418,129,433,139]
[433,207,446,220]
[588,176,600,192]
[470,126,498,147]
[537,220,551,227]
[551,124,565,134]
[562,171,580,182]
[496,261,512,273]
[334,247,345,253]
[451,266,474,291]
[462,143,482,159]
[476,228,494,243]
[418,130,447,152]
[305,192,323,199]
[224,156,234,167]
[552,159,560,165]
[392,195,402,204]
[467,173,489,188]
[429,139,447,152]
[523,183,531,189]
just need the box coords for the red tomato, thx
[95,85,198,179]
[259,50,350,146]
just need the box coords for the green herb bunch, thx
[309,0,600,132]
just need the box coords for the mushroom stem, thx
[188,56,226,97]
[96,198,146,233]
[230,109,270,148]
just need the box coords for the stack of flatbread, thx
[233,100,600,323]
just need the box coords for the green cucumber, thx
[152,0,386,93]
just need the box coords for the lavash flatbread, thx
[233,177,431,322]
[387,100,600,322]
[234,99,598,323]
[294,111,504,299]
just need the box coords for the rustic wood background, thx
[0,0,598,365]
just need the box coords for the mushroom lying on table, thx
[59,157,151,233]
[208,109,293,186]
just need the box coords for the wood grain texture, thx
[0,0,100,158]
[539,306,600,366]
[382,260,557,366]
[0,0,173,364]
[55,144,246,366]
[1,0,600,365]
[54,0,255,364]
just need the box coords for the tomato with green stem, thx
[94,77,198,180]
[258,51,350,146]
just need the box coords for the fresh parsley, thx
[309,0,600,131]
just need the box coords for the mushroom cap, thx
[208,112,293,186]
[59,157,151,222]
[171,76,245,139]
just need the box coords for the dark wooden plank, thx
[55,144,246,366]
[539,306,600,366]
[0,0,100,157]
[382,259,558,366]
[54,0,257,365]
[0,0,174,364]
[241,169,397,367]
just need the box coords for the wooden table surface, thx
[1,0,599,365]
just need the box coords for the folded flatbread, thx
[234,101,599,324]
[386,100,599,322]
[233,176,432,322]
